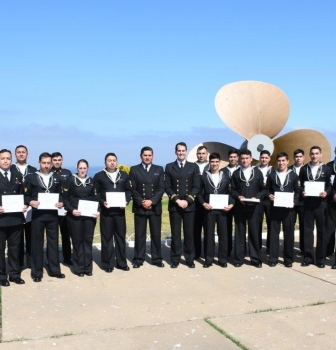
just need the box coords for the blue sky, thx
[1,1,336,168]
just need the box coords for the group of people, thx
[0,142,336,287]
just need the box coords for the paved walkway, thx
[1,236,336,349]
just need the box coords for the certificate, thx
[1,195,24,213]
[209,194,228,209]
[274,192,294,208]
[37,193,59,210]
[240,198,260,203]
[106,192,126,207]
[78,200,99,217]
[304,181,324,197]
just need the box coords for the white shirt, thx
[242,167,252,181]
[196,161,208,175]
[211,173,220,187]
[0,168,11,181]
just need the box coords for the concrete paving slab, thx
[0,320,240,350]
[209,302,336,350]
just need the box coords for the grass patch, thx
[204,317,249,350]
[51,331,75,339]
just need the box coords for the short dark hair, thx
[140,146,153,155]
[39,152,52,162]
[77,159,89,168]
[260,150,271,157]
[310,146,321,153]
[15,145,28,152]
[51,152,63,159]
[238,148,251,157]
[228,149,238,157]
[0,149,12,156]
[175,142,187,151]
[105,152,118,162]
[277,152,288,160]
[197,145,207,152]
[209,152,221,161]
[293,149,304,156]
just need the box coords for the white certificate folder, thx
[304,181,324,197]
[274,192,294,208]
[209,194,229,209]
[106,192,126,207]
[78,200,99,217]
[1,195,24,213]
[37,193,59,210]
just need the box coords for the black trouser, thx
[293,205,304,253]
[234,204,262,265]
[303,203,328,265]
[169,210,195,264]
[19,221,32,267]
[194,204,205,258]
[67,215,95,274]
[328,202,336,264]
[133,213,162,264]
[59,216,72,261]
[31,219,61,278]
[100,213,127,269]
[326,202,336,256]
[0,224,22,279]
[269,208,295,265]
[226,208,234,256]
[204,211,228,264]
[259,199,271,250]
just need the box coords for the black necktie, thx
[180,162,183,169]
[145,164,148,172]
[4,171,9,183]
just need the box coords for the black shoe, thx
[0,279,10,287]
[203,263,212,268]
[269,262,277,267]
[153,262,165,268]
[285,263,293,268]
[252,262,262,268]
[331,265,336,270]
[33,277,42,282]
[301,262,310,267]
[84,272,93,276]
[105,268,113,273]
[170,263,179,268]
[118,265,130,271]
[75,273,84,277]
[219,263,227,268]
[50,273,66,278]
[316,263,325,268]
[64,259,73,266]
[234,263,242,267]
[187,262,195,268]
[9,277,25,284]
[132,263,143,268]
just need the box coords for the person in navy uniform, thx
[221,149,239,257]
[10,145,37,268]
[331,174,336,269]
[299,146,331,268]
[326,146,336,257]
[0,149,27,286]
[230,149,267,268]
[63,159,100,276]
[94,153,132,273]
[165,142,200,268]
[129,147,165,268]
[267,152,300,267]
[193,145,209,259]
[198,152,234,268]
[24,152,65,282]
[51,152,73,265]
[288,149,305,255]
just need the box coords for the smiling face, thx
[15,147,28,164]
[240,154,252,168]
[228,153,238,167]
[175,145,187,162]
[260,154,271,167]
[209,158,220,173]
[277,156,289,172]
[310,148,322,166]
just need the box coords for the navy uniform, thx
[194,162,209,259]
[288,164,305,254]
[0,170,25,284]
[267,170,300,266]
[94,169,132,270]
[129,163,165,266]
[299,163,331,266]
[230,167,267,266]
[197,169,234,265]
[10,164,37,268]
[24,172,64,280]
[51,166,73,264]
[326,159,336,256]
[63,175,99,275]
[165,161,200,266]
